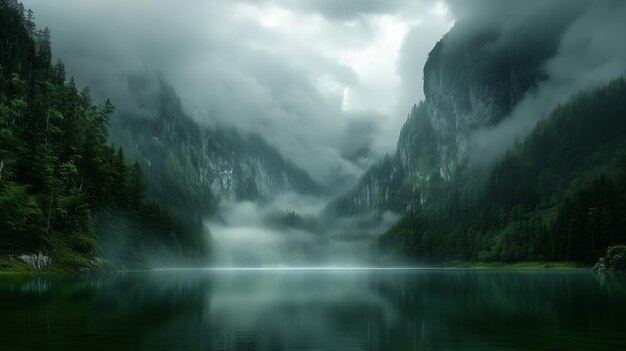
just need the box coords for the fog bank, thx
[207,194,399,267]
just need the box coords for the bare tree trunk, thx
[45,186,54,235]
[79,155,86,190]
[0,159,4,181]
[45,110,49,143]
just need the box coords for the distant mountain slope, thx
[378,78,626,264]
[325,6,626,265]
[110,79,323,216]
[326,14,577,216]
[0,1,206,270]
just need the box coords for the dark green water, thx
[0,269,625,350]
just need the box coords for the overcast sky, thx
[22,0,453,187]
[19,0,626,190]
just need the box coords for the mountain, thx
[327,11,626,265]
[326,15,576,216]
[110,78,323,217]
[0,1,206,271]
[378,78,626,264]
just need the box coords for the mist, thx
[5,0,626,348]
[21,0,452,189]
[464,0,626,167]
[15,0,626,269]
[207,194,399,267]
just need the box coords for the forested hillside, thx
[0,0,207,270]
[110,77,323,218]
[378,78,626,264]
[325,13,576,216]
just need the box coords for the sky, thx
[22,0,454,188]
[22,0,626,190]
[19,0,626,267]
[463,0,626,167]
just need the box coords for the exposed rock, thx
[594,246,626,271]
[17,252,50,269]
[327,16,573,216]
[111,78,323,216]
[76,257,112,273]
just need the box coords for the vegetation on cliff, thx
[378,78,626,265]
[0,0,207,270]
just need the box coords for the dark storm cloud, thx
[394,17,452,125]
[339,115,381,168]
[21,0,451,189]
[242,0,408,20]
[443,0,626,168]
[446,0,584,25]
[24,0,624,188]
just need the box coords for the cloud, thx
[394,12,453,131]
[22,0,626,265]
[241,0,410,21]
[206,194,399,267]
[465,0,626,167]
[22,0,452,189]
[22,0,625,192]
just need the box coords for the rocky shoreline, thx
[593,246,626,272]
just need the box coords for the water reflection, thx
[0,269,625,350]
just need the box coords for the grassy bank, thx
[0,251,115,275]
[0,258,37,274]
[439,261,583,269]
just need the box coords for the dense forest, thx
[3,0,625,270]
[377,78,626,264]
[0,0,207,269]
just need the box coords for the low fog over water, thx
[17,0,626,269]
[206,194,399,267]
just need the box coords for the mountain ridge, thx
[110,77,324,217]
[378,77,626,264]
[325,14,576,216]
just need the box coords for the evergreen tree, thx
[0,1,207,269]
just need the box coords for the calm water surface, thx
[0,269,625,350]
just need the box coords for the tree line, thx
[378,78,626,264]
[0,0,207,269]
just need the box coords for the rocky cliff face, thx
[593,246,626,271]
[111,80,322,215]
[327,18,570,216]
[417,22,560,180]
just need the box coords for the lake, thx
[0,269,625,350]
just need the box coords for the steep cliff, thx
[110,79,323,216]
[327,17,571,216]
[378,78,626,264]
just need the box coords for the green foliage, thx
[0,182,44,251]
[109,79,323,217]
[0,1,207,269]
[378,78,626,265]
